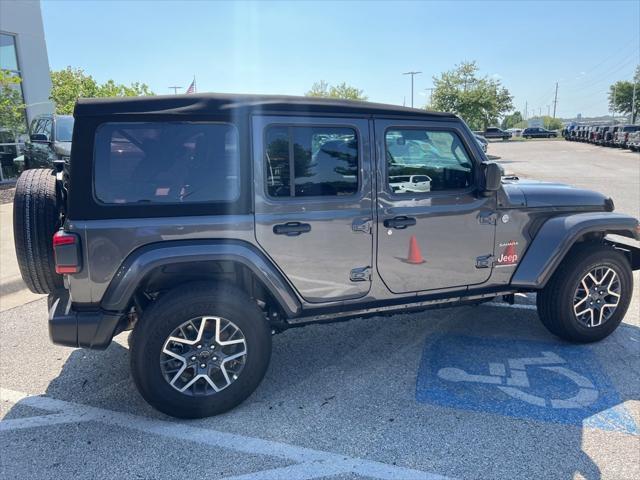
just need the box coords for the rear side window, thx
[94,122,239,204]
[264,125,358,198]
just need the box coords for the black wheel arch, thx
[100,240,302,319]
[510,212,639,289]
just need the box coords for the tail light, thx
[624,133,629,141]
[53,230,82,274]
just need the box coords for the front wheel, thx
[537,244,633,343]
[130,283,272,418]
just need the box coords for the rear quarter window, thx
[94,122,240,204]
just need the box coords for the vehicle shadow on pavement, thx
[4,306,639,479]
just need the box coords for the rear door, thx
[253,115,373,303]
[375,119,496,294]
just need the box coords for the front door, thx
[253,115,373,303]
[375,119,496,294]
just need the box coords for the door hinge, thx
[476,254,493,269]
[352,218,372,234]
[350,266,371,282]
[478,212,497,225]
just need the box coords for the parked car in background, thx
[474,133,488,152]
[522,127,558,139]
[604,126,619,147]
[478,127,512,140]
[595,126,610,146]
[627,130,640,151]
[505,128,523,137]
[563,125,577,140]
[23,114,74,170]
[614,125,640,149]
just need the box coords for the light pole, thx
[402,71,422,108]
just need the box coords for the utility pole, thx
[539,107,542,117]
[552,81,558,118]
[425,87,435,107]
[524,101,528,120]
[168,86,182,95]
[402,71,422,108]
[632,81,637,123]
[612,84,617,122]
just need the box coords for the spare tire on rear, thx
[13,169,63,294]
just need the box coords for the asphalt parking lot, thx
[1,140,639,479]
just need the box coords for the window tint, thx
[385,129,473,194]
[94,122,240,204]
[265,126,358,198]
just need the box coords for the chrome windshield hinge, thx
[478,212,497,225]
[350,266,371,282]
[352,218,372,234]
[476,254,493,269]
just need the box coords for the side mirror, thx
[30,133,49,143]
[483,161,503,192]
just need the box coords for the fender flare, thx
[100,240,301,317]
[510,212,640,289]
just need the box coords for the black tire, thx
[130,282,272,418]
[537,243,633,343]
[13,168,63,294]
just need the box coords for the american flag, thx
[186,77,196,94]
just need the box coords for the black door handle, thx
[383,216,417,229]
[273,222,312,236]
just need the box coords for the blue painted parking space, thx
[416,335,637,435]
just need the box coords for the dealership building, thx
[0,0,52,181]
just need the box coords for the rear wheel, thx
[130,283,272,418]
[13,168,63,294]
[537,244,632,343]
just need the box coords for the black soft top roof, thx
[74,92,457,119]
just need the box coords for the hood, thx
[502,179,611,210]
[53,141,71,157]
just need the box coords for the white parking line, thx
[219,460,351,480]
[0,388,451,480]
[0,412,95,432]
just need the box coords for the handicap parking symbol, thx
[416,335,637,435]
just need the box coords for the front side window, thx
[265,125,358,198]
[386,129,473,194]
[55,116,74,142]
[94,122,240,204]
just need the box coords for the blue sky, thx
[42,0,639,119]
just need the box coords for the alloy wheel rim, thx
[160,316,247,396]
[572,266,621,328]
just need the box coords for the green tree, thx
[50,67,154,114]
[306,80,367,100]
[0,69,27,137]
[501,111,523,129]
[608,65,639,122]
[430,61,513,131]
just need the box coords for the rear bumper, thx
[48,292,123,350]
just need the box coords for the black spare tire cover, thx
[13,168,63,294]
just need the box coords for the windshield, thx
[55,116,74,142]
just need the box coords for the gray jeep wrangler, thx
[13,94,640,418]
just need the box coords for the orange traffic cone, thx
[407,235,426,264]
